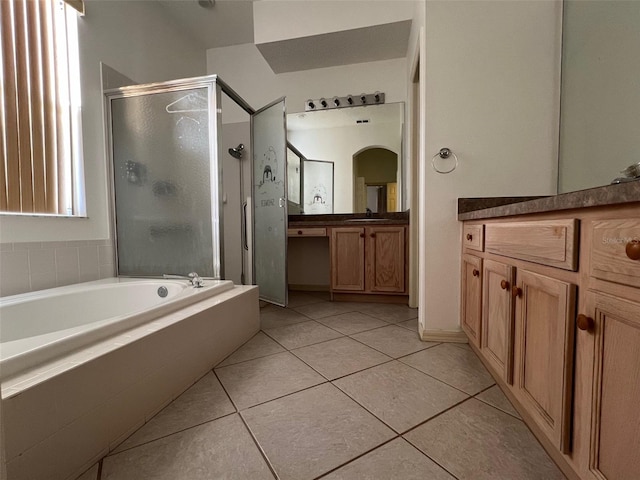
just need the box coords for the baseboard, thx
[288,284,330,292]
[419,329,469,343]
[331,292,409,304]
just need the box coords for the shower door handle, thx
[242,201,248,251]
[278,197,286,208]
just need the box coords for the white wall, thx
[253,0,416,44]
[0,1,206,243]
[288,122,402,213]
[207,43,407,124]
[558,1,640,192]
[418,0,561,335]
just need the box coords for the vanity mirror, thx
[287,102,404,214]
[558,0,640,193]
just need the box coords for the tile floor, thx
[81,291,565,480]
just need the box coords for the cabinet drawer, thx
[287,227,327,237]
[463,224,484,252]
[590,218,640,288]
[485,219,579,271]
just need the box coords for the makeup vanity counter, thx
[458,182,639,480]
[288,212,410,302]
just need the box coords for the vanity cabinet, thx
[512,269,576,454]
[330,225,406,296]
[460,206,640,480]
[460,254,483,347]
[577,291,640,480]
[481,259,516,384]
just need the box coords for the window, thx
[0,0,84,216]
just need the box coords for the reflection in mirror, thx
[559,1,640,193]
[287,102,404,214]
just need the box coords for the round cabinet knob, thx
[512,286,522,298]
[466,233,473,241]
[472,269,480,277]
[626,240,640,260]
[500,280,510,290]
[370,233,377,238]
[359,233,365,238]
[297,230,303,235]
[577,314,594,332]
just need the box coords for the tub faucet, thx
[162,272,204,288]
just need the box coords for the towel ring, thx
[432,148,458,174]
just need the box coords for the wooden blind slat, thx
[1,0,21,212]
[14,0,35,212]
[27,0,47,213]
[41,0,58,213]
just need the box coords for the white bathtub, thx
[0,277,233,380]
[1,278,259,480]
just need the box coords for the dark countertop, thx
[289,211,409,227]
[458,182,640,221]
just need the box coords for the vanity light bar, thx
[305,92,385,111]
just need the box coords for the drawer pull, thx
[626,240,640,260]
[500,280,510,290]
[472,269,480,277]
[466,233,473,241]
[577,314,594,332]
[297,230,303,235]
[512,286,522,298]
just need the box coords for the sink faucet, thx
[162,272,204,288]
[366,208,373,218]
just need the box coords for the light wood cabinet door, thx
[330,227,365,291]
[461,254,483,347]
[580,292,640,480]
[513,269,576,454]
[366,226,406,293]
[481,259,516,383]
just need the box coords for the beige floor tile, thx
[351,325,437,358]
[264,320,343,349]
[260,306,309,329]
[242,383,395,480]
[397,317,419,332]
[316,311,388,335]
[217,332,285,367]
[292,337,391,380]
[334,361,468,433]
[286,291,326,308]
[321,438,455,480]
[400,343,495,395]
[113,372,235,452]
[102,414,274,480]
[353,303,418,323]
[404,399,564,480]
[476,385,521,419]
[293,301,359,319]
[215,352,325,409]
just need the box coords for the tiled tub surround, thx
[75,292,564,480]
[1,285,260,480]
[0,239,115,297]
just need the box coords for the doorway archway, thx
[352,147,398,213]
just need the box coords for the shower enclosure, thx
[105,75,289,306]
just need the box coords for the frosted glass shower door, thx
[108,84,222,278]
[252,98,288,306]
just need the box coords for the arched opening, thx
[353,147,398,213]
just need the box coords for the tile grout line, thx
[238,411,281,480]
[472,385,523,421]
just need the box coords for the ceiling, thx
[155,1,412,73]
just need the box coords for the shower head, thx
[228,144,244,160]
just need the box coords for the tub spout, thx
[162,272,204,288]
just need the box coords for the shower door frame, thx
[104,75,225,279]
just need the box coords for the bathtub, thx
[1,278,259,480]
[0,277,233,380]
